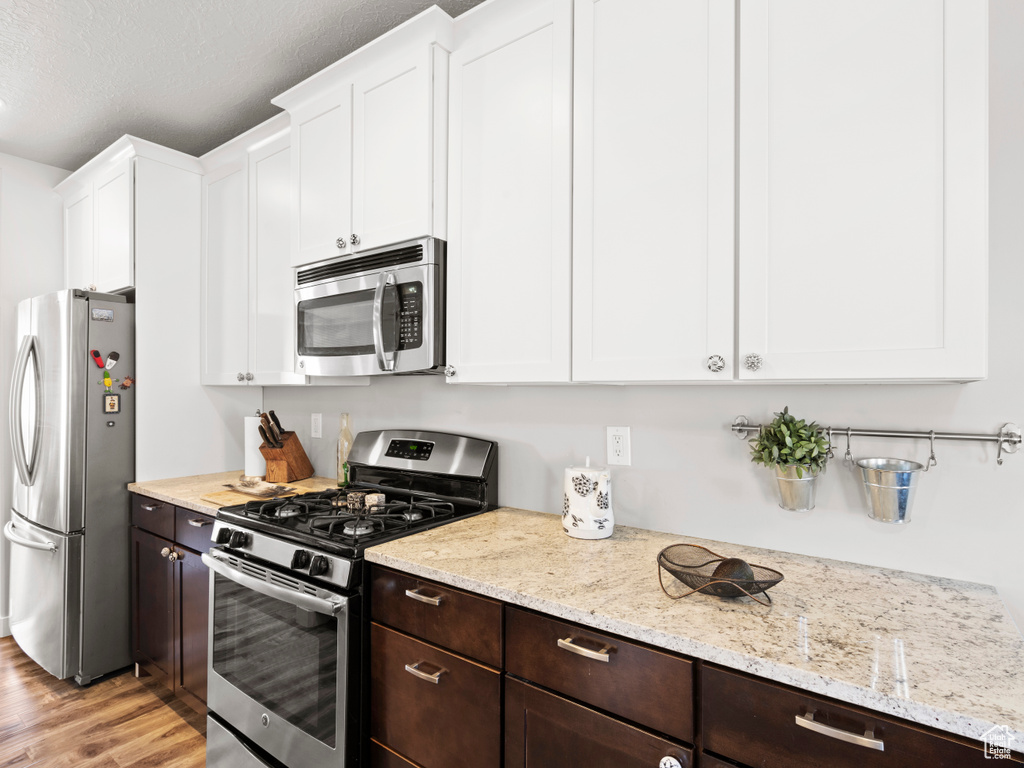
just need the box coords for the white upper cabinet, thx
[58,151,134,293]
[737,0,988,381]
[200,115,307,387]
[445,0,573,383]
[572,0,735,382]
[273,8,453,268]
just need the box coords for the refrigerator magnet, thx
[90,349,105,368]
[103,394,121,414]
[119,374,134,390]
[105,351,120,369]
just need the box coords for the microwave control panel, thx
[398,282,423,350]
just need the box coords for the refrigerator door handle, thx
[9,335,41,487]
[3,520,57,553]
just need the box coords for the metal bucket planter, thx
[856,458,923,524]
[773,465,820,511]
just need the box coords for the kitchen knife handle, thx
[405,588,443,606]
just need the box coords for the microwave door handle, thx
[372,271,397,372]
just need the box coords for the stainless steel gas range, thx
[203,430,498,768]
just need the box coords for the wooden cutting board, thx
[200,487,300,508]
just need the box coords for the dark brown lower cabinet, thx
[131,494,210,715]
[370,622,501,768]
[702,665,1016,768]
[505,676,693,768]
[370,741,420,768]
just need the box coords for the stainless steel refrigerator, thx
[4,289,135,684]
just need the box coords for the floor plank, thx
[0,637,205,768]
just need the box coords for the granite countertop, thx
[366,507,1024,745]
[127,471,339,514]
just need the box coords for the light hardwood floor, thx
[0,636,206,768]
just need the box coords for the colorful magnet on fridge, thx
[90,349,105,368]
[105,351,120,370]
[119,374,134,390]
[103,394,121,414]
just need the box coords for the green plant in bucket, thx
[749,406,830,478]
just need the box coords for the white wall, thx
[262,1,1024,631]
[0,151,69,636]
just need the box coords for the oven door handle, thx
[372,270,397,372]
[202,551,348,616]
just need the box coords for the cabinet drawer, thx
[505,607,693,743]
[370,623,501,768]
[703,665,1010,768]
[174,507,216,552]
[131,495,174,539]
[370,566,502,667]
[505,677,693,768]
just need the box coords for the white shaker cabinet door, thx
[290,93,353,268]
[737,0,987,381]
[201,159,250,385]
[92,157,133,293]
[446,0,573,383]
[250,135,306,386]
[64,187,94,292]
[352,46,445,253]
[572,0,736,382]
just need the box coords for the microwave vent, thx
[297,244,424,286]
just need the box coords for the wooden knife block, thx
[259,431,315,483]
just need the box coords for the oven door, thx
[203,548,356,767]
[295,263,442,376]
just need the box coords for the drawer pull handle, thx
[187,518,213,528]
[405,588,443,606]
[557,637,613,662]
[795,712,884,751]
[404,662,447,684]
[140,504,160,512]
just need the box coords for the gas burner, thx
[343,519,377,537]
[401,509,424,522]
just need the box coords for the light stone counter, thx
[366,507,1024,745]
[127,471,339,514]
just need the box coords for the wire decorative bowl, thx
[658,543,784,606]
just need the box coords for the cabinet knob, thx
[744,353,764,372]
[350,234,360,246]
[245,372,254,381]
[236,372,245,382]
[444,365,456,378]
[335,237,348,250]
[659,758,683,768]
[160,547,171,558]
[706,355,726,373]
[86,284,98,292]
[167,551,180,562]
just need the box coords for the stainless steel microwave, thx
[294,237,445,376]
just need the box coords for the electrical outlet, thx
[607,426,631,466]
[311,413,322,438]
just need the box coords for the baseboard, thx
[0,615,10,637]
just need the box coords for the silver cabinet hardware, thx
[659,758,683,768]
[404,661,446,684]
[350,234,360,246]
[140,503,160,512]
[237,372,245,381]
[744,353,764,371]
[87,284,98,292]
[706,355,726,373]
[168,551,180,562]
[335,237,348,249]
[404,588,443,606]
[160,547,171,558]
[245,372,254,381]
[795,712,884,751]
[188,518,213,528]
[557,637,613,662]
[444,365,456,378]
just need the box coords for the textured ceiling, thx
[0,0,486,171]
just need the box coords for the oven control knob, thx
[215,527,232,545]
[228,530,250,549]
[308,555,330,577]
[290,550,312,570]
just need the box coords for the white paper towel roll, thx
[244,416,266,478]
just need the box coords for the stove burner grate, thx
[308,499,456,544]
